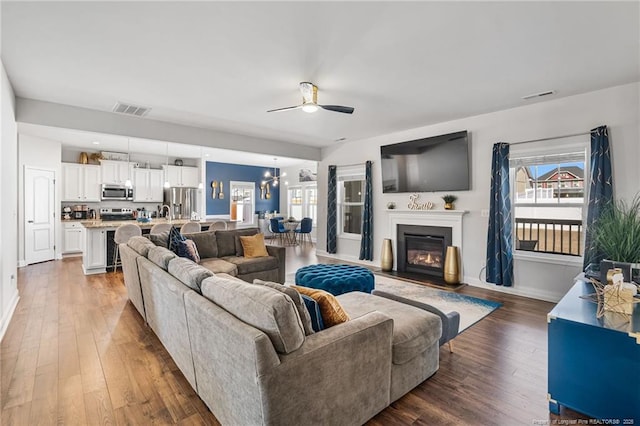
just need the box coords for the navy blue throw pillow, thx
[301,294,324,332]
[168,226,186,255]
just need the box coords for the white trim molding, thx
[0,290,19,342]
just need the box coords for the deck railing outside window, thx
[515,218,583,256]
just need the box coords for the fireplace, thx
[397,224,452,280]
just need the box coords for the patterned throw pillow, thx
[290,285,350,327]
[178,239,201,263]
[168,226,186,254]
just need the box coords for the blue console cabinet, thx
[548,280,640,420]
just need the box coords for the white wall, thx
[1,60,19,340]
[317,83,640,302]
[18,134,62,264]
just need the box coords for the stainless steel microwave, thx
[101,184,134,201]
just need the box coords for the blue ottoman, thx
[295,264,375,296]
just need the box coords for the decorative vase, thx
[79,152,89,164]
[444,202,454,210]
[444,246,460,284]
[381,238,393,272]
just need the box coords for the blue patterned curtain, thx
[583,126,613,270]
[486,143,513,286]
[327,165,337,254]
[359,161,373,260]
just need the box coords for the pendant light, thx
[124,138,132,188]
[164,142,171,188]
[262,158,286,187]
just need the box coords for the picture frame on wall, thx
[299,168,317,182]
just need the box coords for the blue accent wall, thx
[206,161,280,215]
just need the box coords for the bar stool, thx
[208,220,228,231]
[150,223,173,235]
[180,222,201,233]
[113,224,142,272]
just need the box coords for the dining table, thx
[282,220,300,245]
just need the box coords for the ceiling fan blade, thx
[267,105,302,113]
[319,105,355,114]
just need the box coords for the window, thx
[337,167,365,236]
[287,184,317,225]
[510,151,586,256]
[229,181,256,225]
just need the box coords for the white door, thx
[25,167,56,264]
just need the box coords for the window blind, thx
[509,151,585,168]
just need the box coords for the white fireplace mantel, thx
[386,209,468,272]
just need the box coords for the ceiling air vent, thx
[522,90,556,100]
[112,102,151,117]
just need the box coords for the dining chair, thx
[269,218,289,245]
[180,221,201,234]
[295,217,313,245]
[113,224,142,272]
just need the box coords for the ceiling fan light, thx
[302,103,319,113]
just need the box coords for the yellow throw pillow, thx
[290,285,350,327]
[239,233,269,258]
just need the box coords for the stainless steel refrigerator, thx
[164,187,198,220]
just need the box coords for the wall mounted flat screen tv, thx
[380,130,469,193]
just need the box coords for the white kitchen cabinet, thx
[133,169,164,202]
[62,222,85,254]
[101,160,133,185]
[62,163,101,202]
[162,165,199,187]
[83,228,107,274]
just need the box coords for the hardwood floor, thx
[2,245,585,425]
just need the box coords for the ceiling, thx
[2,2,639,149]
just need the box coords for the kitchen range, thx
[99,207,135,221]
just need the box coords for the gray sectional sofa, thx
[120,234,443,425]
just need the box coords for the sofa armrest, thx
[265,244,286,283]
[372,289,460,346]
[260,312,393,425]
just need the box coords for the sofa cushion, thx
[253,279,314,335]
[147,246,177,270]
[240,233,269,258]
[201,274,305,354]
[168,257,213,293]
[168,226,186,254]
[127,236,155,256]
[337,292,442,365]
[214,230,238,257]
[290,285,350,328]
[178,239,200,263]
[148,230,170,248]
[222,256,278,276]
[182,230,218,259]
[301,294,324,332]
[199,258,238,276]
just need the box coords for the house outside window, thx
[510,150,587,256]
[337,166,365,236]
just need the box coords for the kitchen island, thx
[80,218,234,275]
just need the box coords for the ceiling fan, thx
[267,82,354,114]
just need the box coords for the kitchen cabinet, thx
[62,221,84,254]
[83,228,107,274]
[101,160,133,185]
[133,169,164,202]
[162,165,199,188]
[62,163,101,202]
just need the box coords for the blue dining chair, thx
[295,217,313,245]
[269,218,289,245]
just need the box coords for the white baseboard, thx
[314,250,377,268]
[0,290,20,342]
[464,275,562,303]
[17,259,27,268]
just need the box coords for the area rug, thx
[374,275,502,333]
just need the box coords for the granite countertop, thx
[80,218,228,229]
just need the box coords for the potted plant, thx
[441,194,457,210]
[592,195,640,282]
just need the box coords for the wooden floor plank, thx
[1,248,588,424]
